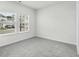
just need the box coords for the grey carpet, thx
[0,37,78,57]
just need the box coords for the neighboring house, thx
[0,17,7,28]
[0,14,14,29]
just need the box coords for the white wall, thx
[0,1,36,46]
[37,1,76,45]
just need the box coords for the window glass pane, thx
[19,15,29,32]
[0,12,15,34]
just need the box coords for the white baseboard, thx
[0,34,76,47]
[0,35,35,47]
[37,35,76,45]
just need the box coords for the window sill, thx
[0,31,29,36]
[0,32,17,36]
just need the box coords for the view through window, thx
[0,12,29,34]
[19,16,29,32]
[0,12,15,34]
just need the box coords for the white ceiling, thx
[19,1,61,10]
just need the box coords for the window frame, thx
[0,12,30,36]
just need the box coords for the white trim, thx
[17,31,29,34]
[0,36,34,47]
[76,1,79,55]
[0,32,17,36]
[37,35,76,45]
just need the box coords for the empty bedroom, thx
[0,0,79,57]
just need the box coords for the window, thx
[0,12,29,35]
[0,12,16,34]
[19,15,29,32]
